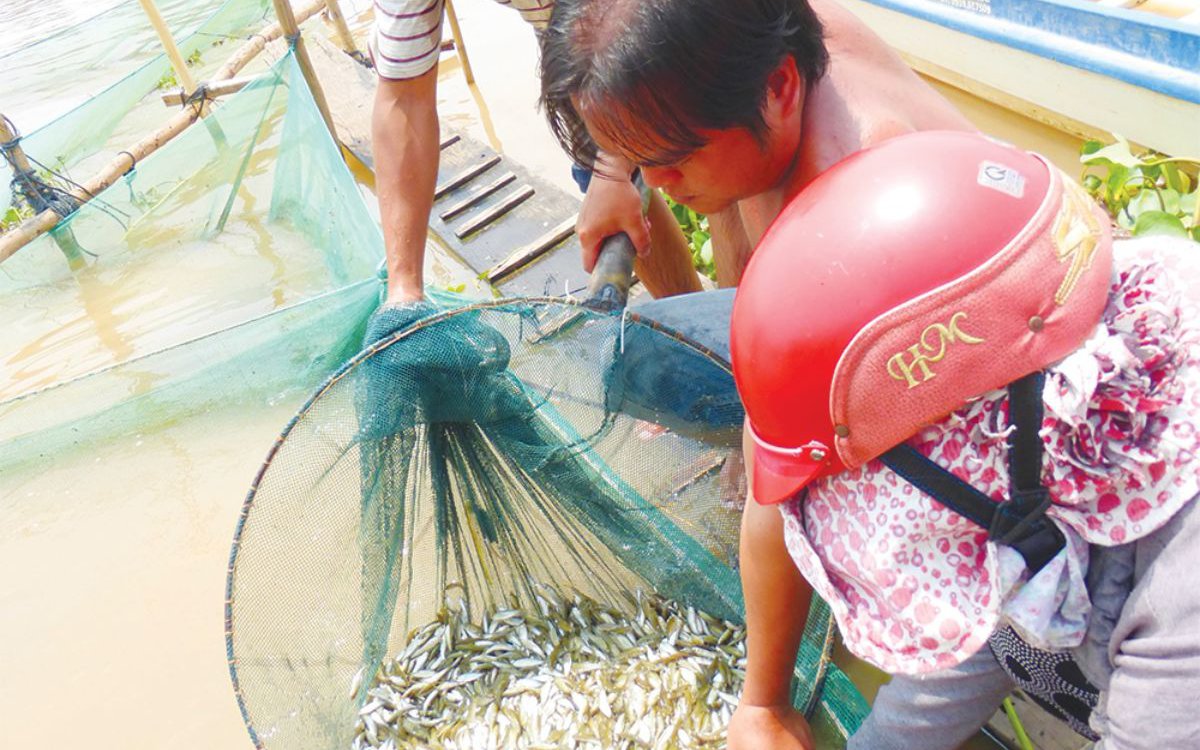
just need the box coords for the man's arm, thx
[372,67,440,306]
[728,425,816,750]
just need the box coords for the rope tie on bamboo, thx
[182,83,213,110]
[285,32,302,48]
[0,115,24,166]
[118,151,138,176]
[1,127,80,217]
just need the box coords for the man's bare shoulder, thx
[808,0,975,150]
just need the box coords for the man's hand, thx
[577,153,651,273]
[728,703,816,750]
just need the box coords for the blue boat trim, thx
[860,0,1200,106]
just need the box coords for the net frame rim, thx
[223,295,738,747]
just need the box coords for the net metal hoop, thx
[224,295,847,747]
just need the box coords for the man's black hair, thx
[539,0,828,170]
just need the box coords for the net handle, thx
[584,232,636,310]
[584,172,650,311]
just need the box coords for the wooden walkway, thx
[293,32,593,299]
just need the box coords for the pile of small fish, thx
[349,586,747,749]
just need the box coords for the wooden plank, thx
[434,155,502,198]
[494,238,588,297]
[486,217,576,283]
[453,184,535,239]
[439,172,517,221]
[427,132,585,285]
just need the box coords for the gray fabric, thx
[632,288,734,362]
[848,495,1200,749]
[1091,493,1200,749]
[848,646,1016,750]
[614,289,742,438]
[1072,539,1136,692]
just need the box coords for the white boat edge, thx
[840,0,1200,158]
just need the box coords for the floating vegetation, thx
[1081,135,1200,241]
[664,195,716,281]
[350,586,746,749]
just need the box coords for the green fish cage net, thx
[1,0,274,215]
[1,50,379,473]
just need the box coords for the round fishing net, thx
[226,293,867,748]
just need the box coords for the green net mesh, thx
[226,294,869,748]
[0,51,381,475]
[1,0,272,214]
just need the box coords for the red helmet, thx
[731,131,1113,505]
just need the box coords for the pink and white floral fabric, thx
[780,237,1200,675]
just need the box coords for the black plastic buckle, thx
[989,487,1065,574]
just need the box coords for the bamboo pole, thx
[160,75,262,106]
[444,0,475,85]
[1,117,87,267]
[322,0,361,59]
[137,0,198,95]
[141,0,233,153]
[0,117,34,175]
[0,0,326,264]
[271,0,339,141]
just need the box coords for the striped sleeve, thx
[371,0,446,80]
[494,0,555,31]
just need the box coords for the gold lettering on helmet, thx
[886,312,986,388]
[1053,179,1104,305]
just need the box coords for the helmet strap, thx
[880,371,1065,575]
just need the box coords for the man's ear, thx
[763,55,803,127]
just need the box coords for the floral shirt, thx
[781,237,1200,674]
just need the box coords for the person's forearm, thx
[740,429,813,706]
[372,70,440,304]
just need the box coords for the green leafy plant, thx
[663,195,716,281]
[155,69,179,90]
[1080,135,1200,241]
[1,204,34,235]
[155,49,204,90]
